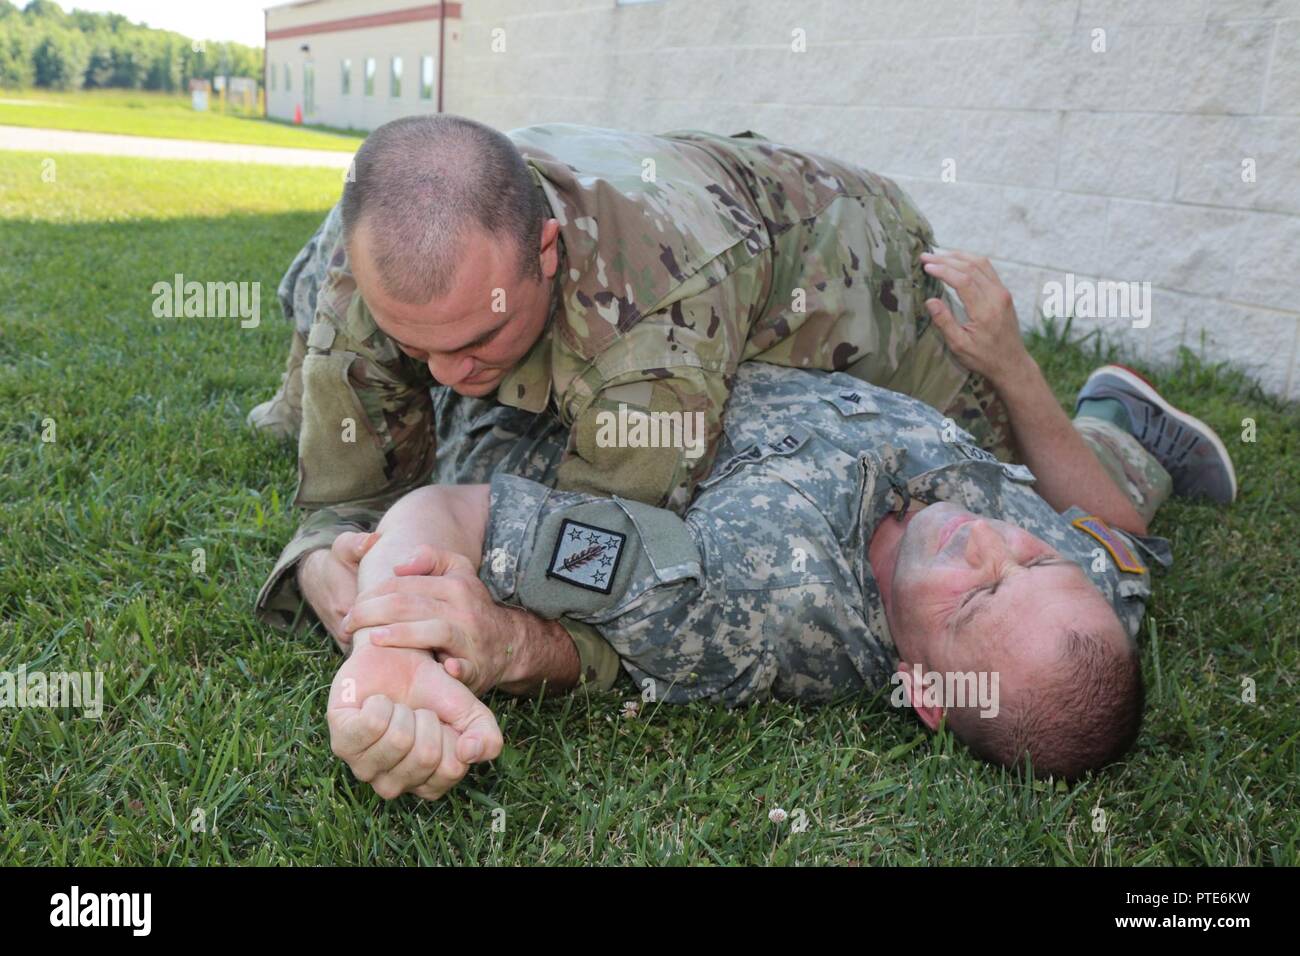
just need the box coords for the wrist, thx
[496,609,578,695]
[297,547,328,593]
[297,547,354,652]
[496,605,532,691]
[988,348,1041,398]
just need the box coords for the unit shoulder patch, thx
[546,519,627,594]
[1072,515,1147,574]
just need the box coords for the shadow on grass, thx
[261,114,368,142]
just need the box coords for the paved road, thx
[0,124,355,168]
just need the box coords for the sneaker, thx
[1075,364,1237,504]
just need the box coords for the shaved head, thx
[340,114,545,304]
[949,619,1145,780]
[877,502,1147,779]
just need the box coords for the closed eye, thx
[958,555,1068,610]
[449,320,507,353]
[961,582,995,608]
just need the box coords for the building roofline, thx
[264,1,330,13]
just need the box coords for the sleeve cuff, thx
[475,474,623,691]
[254,510,375,631]
[476,473,556,605]
[558,617,623,691]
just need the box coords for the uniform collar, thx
[855,444,913,659]
[497,323,553,413]
[903,458,1021,515]
[863,444,913,530]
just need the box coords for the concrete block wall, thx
[442,0,1300,397]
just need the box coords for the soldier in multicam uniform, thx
[248,115,1018,681]
[325,249,1237,796]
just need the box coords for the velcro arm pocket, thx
[516,496,702,622]
[294,350,390,507]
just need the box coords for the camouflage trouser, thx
[1072,417,1173,526]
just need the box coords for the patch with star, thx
[1072,515,1146,574]
[545,519,627,594]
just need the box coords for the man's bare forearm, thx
[495,610,581,695]
[358,485,488,592]
[994,357,1148,536]
[351,484,582,695]
[917,250,1149,536]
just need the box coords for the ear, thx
[539,218,561,277]
[896,661,946,731]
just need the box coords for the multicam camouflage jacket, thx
[258,123,970,628]
[477,362,1173,703]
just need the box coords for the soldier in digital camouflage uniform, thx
[250,119,1015,680]
[429,360,1177,701]
[333,343,1239,785]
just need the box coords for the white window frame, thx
[420,54,434,100]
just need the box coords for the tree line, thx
[0,0,262,92]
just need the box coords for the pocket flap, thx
[294,351,390,506]
[697,424,815,489]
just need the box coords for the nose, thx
[963,519,1011,567]
[427,354,476,386]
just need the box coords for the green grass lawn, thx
[0,89,364,152]
[0,149,1296,866]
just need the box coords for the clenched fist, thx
[328,641,504,801]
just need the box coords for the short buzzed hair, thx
[952,628,1145,780]
[340,114,546,304]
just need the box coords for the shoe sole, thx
[1083,364,1238,502]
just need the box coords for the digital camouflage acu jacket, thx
[476,362,1173,702]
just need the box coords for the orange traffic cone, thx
[294,104,303,125]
